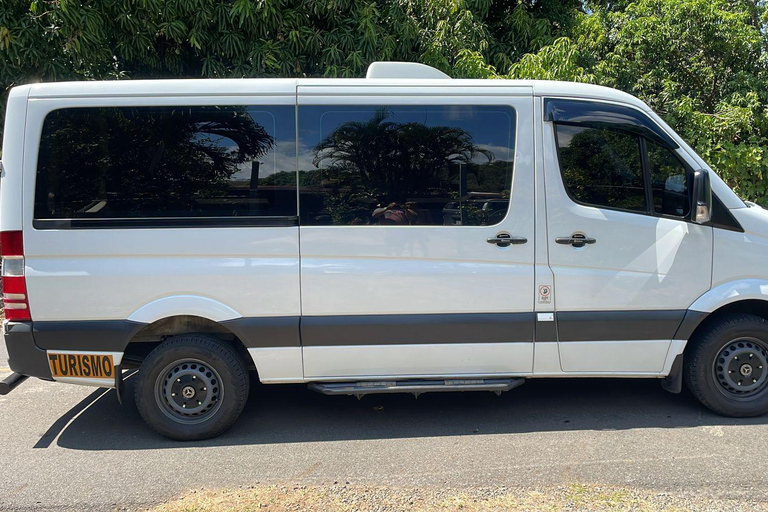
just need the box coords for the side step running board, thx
[309,378,525,399]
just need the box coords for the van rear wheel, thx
[685,314,768,417]
[134,334,249,440]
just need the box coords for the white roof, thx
[24,76,648,112]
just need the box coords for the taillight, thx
[1,231,31,321]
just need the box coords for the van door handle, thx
[487,233,527,247]
[556,233,596,248]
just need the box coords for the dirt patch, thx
[150,483,768,512]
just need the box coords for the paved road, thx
[2,348,768,511]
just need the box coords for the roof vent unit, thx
[365,62,451,80]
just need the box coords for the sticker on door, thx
[538,285,552,304]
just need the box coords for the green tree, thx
[504,0,768,205]
[3,0,768,204]
[595,0,768,205]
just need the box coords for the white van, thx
[2,62,767,440]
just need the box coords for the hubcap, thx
[155,359,223,424]
[713,338,768,399]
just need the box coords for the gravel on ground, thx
[151,483,768,512]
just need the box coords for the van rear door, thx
[296,83,536,379]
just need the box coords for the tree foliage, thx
[1,0,767,204]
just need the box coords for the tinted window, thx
[35,106,296,222]
[647,141,690,217]
[297,105,515,226]
[555,124,646,212]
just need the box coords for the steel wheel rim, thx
[713,337,768,400]
[154,358,224,424]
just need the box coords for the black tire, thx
[134,334,249,440]
[685,314,768,417]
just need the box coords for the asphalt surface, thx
[2,346,768,511]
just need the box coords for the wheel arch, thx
[686,299,768,347]
[663,296,768,394]
[122,314,256,374]
[127,295,241,324]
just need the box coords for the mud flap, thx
[115,365,124,404]
[661,354,683,394]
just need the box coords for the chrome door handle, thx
[555,233,596,248]
[487,233,527,247]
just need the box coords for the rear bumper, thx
[4,321,53,380]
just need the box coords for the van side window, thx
[647,141,690,217]
[34,106,296,225]
[555,124,646,212]
[297,105,516,226]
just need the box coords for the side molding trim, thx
[301,313,535,347]
[557,310,686,342]
[673,310,709,340]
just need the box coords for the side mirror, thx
[692,169,712,224]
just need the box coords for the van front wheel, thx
[134,334,249,440]
[685,314,768,417]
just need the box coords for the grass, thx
[150,483,767,512]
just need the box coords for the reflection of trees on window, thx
[35,106,295,220]
[647,140,690,217]
[301,107,515,226]
[556,125,646,212]
[314,107,491,200]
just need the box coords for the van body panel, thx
[296,88,536,377]
[712,205,768,288]
[302,342,534,379]
[531,96,558,375]
[247,347,304,383]
[20,94,302,348]
[558,340,670,373]
[23,233,300,322]
[687,205,768,312]
[0,85,31,232]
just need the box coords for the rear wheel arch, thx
[122,315,256,375]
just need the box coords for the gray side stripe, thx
[33,320,144,351]
[535,316,558,343]
[556,310,686,342]
[27,309,698,353]
[301,313,535,347]
[222,317,300,348]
